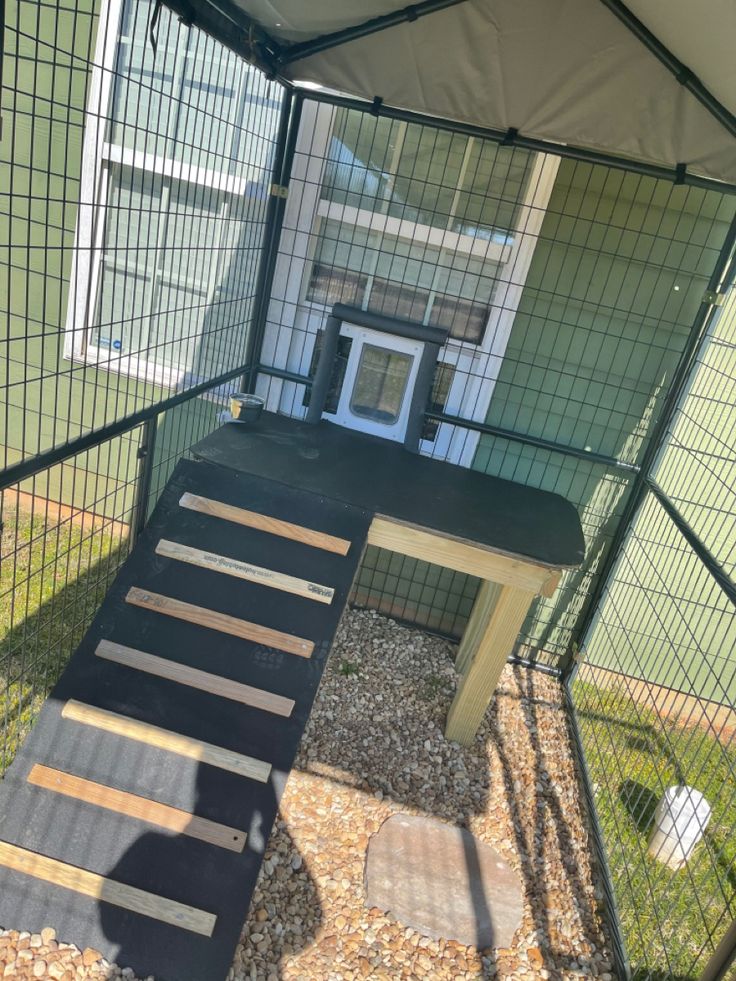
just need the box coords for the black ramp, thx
[0,458,371,981]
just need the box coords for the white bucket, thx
[648,785,711,869]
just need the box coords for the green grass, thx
[0,504,127,774]
[573,679,736,979]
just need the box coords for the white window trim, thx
[260,102,559,467]
[63,0,256,391]
[315,199,513,265]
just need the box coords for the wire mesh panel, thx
[0,433,138,773]
[572,289,736,979]
[0,389,228,775]
[0,0,287,769]
[254,99,735,663]
[1,0,283,475]
[651,289,736,582]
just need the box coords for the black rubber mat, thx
[0,458,371,981]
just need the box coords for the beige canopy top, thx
[169,0,736,186]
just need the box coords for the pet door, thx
[306,305,448,451]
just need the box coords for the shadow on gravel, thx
[284,614,612,980]
[496,664,609,977]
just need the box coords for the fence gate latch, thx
[270,183,289,199]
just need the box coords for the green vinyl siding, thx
[1,0,270,514]
[0,0,143,509]
[356,159,734,672]
[472,161,734,676]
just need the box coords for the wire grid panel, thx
[0,432,139,774]
[1,0,283,476]
[255,99,735,661]
[0,388,226,775]
[572,487,736,980]
[652,289,736,582]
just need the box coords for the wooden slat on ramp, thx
[0,458,372,981]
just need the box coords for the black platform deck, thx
[192,413,586,569]
[0,458,371,981]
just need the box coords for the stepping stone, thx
[364,813,523,949]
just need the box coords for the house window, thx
[305,220,499,345]
[65,0,281,387]
[303,110,531,346]
[321,113,530,240]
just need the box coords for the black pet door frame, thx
[305,304,449,453]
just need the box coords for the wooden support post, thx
[445,584,535,746]
[454,580,503,675]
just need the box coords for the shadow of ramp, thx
[100,761,322,980]
[619,779,660,836]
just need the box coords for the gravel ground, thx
[0,608,614,980]
[234,609,615,981]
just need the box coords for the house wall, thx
[1,0,265,517]
[580,292,736,703]
[4,9,734,689]
[1,0,144,511]
[472,161,734,673]
[357,160,734,674]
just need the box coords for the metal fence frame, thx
[2,4,736,977]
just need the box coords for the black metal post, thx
[698,919,736,981]
[130,416,158,544]
[240,85,293,391]
[562,212,736,678]
[424,410,641,474]
[646,477,736,609]
[242,90,303,394]
[563,683,632,980]
[305,315,341,424]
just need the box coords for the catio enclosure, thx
[1,0,736,978]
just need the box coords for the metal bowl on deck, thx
[229,393,265,423]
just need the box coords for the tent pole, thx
[302,90,736,196]
[243,91,304,393]
[597,0,736,138]
[278,0,470,65]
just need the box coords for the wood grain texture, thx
[126,587,314,658]
[95,640,294,717]
[28,764,247,852]
[62,700,272,783]
[446,584,536,746]
[155,539,334,605]
[179,491,351,555]
[368,516,560,596]
[454,580,503,675]
[0,840,216,936]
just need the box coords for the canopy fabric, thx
[191,0,736,186]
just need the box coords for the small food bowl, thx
[229,393,265,423]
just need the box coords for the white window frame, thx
[63,0,262,390]
[260,102,559,466]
